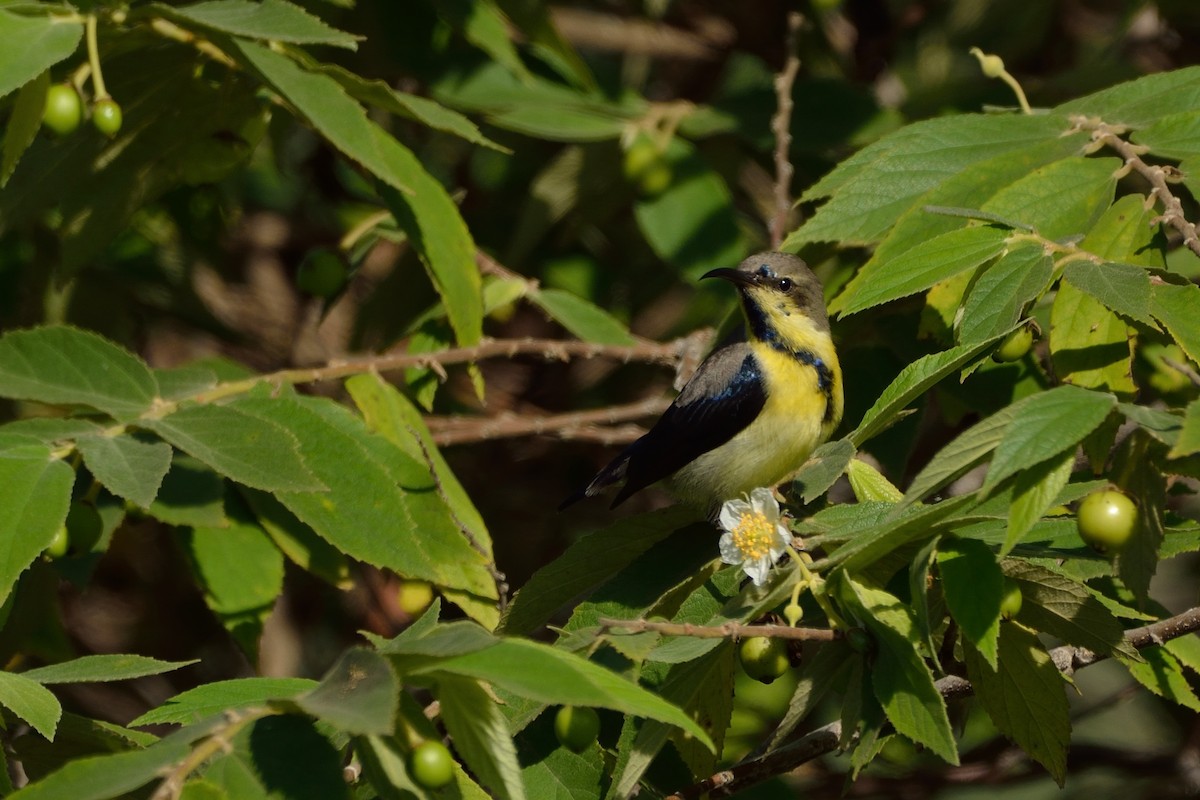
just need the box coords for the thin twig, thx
[1164,357,1200,388]
[668,603,1200,799]
[598,617,839,642]
[769,12,804,249]
[187,335,699,405]
[426,396,671,446]
[1073,115,1200,258]
[151,708,276,800]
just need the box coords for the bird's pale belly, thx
[669,347,836,507]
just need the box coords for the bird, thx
[560,252,843,516]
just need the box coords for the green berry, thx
[738,636,789,684]
[637,162,673,196]
[296,248,347,298]
[43,84,82,136]
[993,326,1034,362]
[622,136,659,182]
[554,705,600,753]
[45,525,70,560]
[999,578,1022,620]
[92,98,123,137]
[1077,488,1138,553]
[396,580,434,616]
[407,740,454,790]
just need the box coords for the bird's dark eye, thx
[778,278,793,292]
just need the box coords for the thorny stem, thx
[597,618,838,642]
[1071,114,1200,259]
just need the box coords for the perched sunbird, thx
[561,252,843,516]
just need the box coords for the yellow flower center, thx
[731,511,777,559]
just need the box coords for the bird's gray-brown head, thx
[702,253,831,348]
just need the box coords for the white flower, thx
[717,487,791,586]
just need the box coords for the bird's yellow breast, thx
[670,333,843,508]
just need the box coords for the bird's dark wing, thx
[611,344,766,506]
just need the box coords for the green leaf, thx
[500,507,697,636]
[233,41,412,194]
[818,494,976,573]
[0,326,157,421]
[840,578,958,764]
[1058,65,1200,126]
[346,372,492,557]
[852,337,1001,446]
[957,244,1054,344]
[1170,401,1200,459]
[1062,261,1157,329]
[412,638,713,749]
[937,538,1002,667]
[146,456,227,528]
[633,137,747,277]
[521,742,603,800]
[161,0,360,49]
[375,174,483,348]
[1003,450,1074,555]
[0,444,74,605]
[0,10,82,101]
[1050,281,1135,396]
[790,437,856,503]
[767,641,857,750]
[1077,192,1163,267]
[837,225,1009,317]
[313,62,507,151]
[980,156,1118,240]
[438,676,526,800]
[153,365,219,401]
[184,515,283,659]
[1112,430,1167,604]
[235,395,498,615]
[1001,559,1137,660]
[2,69,47,186]
[982,385,1115,492]
[1122,646,1200,711]
[22,655,196,685]
[529,289,636,345]
[295,648,398,736]
[486,106,625,142]
[228,714,349,800]
[847,458,903,502]
[6,739,190,800]
[1151,282,1200,365]
[144,402,323,493]
[0,671,60,740]
[964,622,1069,785]
[790,113,1066,247]
[76,434,172,509]
[1133,109,1200,160]
[129,678,316,727]
[240,488,351,590]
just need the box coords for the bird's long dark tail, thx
[558,454,630,511]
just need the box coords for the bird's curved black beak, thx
[701,267,756,287]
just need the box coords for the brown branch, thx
[426,396,671,446]
[668,604,1200,799]
[1073,115,1200,259]
[769,12,804,249]
[188,335,699,405]
[598,618,840,642]
[1164,356,1200,388]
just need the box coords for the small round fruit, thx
[554,705,600,753]
[43,84,82,136]
[999,578,1022,620]
[44,525,70,560]
[993,326,1034,362]
[92,98,123,137]
[1077,488,1138,553]
[738,636,789,684]
[407,741,454,790]
[296,248,347,297]
[396,580,434,616]
[621,136,659,182]
[637,161,673,196]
